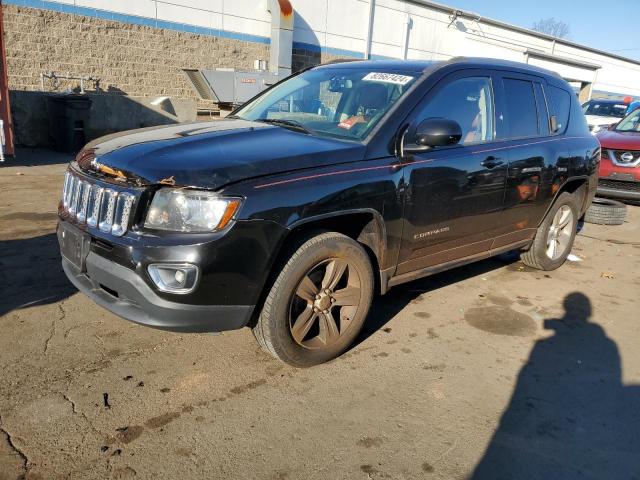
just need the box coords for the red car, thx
[596,108,640,201]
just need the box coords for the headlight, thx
[144,188,241,232]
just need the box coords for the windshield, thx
[583,102,627,118]
[234,67,419,141]
[615,108,640,132]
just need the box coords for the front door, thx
[396,71,509,276]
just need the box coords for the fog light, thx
[147,263,199,294]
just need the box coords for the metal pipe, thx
[0,119,5,162]
[364,0,375,59]
[268,0,293,76]
[402,14,412,60]
[590,69,599,101]
[39,71,99,92]
[0,1,14,157]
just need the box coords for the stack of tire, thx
[584,198,627,225]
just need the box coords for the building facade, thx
[2,0,640,147]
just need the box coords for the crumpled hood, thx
[76,119,366,189]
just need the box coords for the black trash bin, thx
[46,94,92,153]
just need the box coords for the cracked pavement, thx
[1,150,640,479]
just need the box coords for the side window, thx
[548,86,571,134]
[419,77,495,145]
[503,78,539,138]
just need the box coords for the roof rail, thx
[321,58,363,65]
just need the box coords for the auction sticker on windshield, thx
[363,72,414,85]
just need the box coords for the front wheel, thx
[521,192,579,271]
[253,232,374,367]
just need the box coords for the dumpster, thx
[46,94,92,153]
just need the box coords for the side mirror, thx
[608,122,619,131]
[404,118,462,154]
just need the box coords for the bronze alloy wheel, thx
[521,191,579,271]
[289,258,362,349]
[253,231,374,366]
[545,205,574,260]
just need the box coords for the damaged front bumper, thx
[58,222,255,333]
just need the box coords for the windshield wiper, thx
[255,118,311,134]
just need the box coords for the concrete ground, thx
[1,149,639,480]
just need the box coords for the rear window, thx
[549,86,571,133]
[504,78,539,138]
[583,102,627,118]
[568,94,590,135]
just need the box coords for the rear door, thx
[496,73,563,247]
[396,69,510,275]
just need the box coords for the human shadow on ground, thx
[471,292,640,480]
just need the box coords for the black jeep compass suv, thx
[58,58,599,366]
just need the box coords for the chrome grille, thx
[98,189,117,233]
[61,170,137,237]
[87,184,103,228]
[68,176,81,216]
[112,194,135,237]
[77,181,91,223]
[607,149,640,167]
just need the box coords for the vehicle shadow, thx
[471,292,640,479]
[2,148,73,167]
[0,233,77,318]
[354,253,520,347]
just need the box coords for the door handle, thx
[481,156,504,169]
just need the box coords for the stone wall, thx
[2,4,269,98]
[1,4,359,148]
[2,4,269,147]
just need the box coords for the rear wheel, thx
[253,232,374,367]
[521,192,579,271]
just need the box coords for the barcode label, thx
[362,72,414,85]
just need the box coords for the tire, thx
[253,232,374,367]
[521,192,579,271]
[583,197,627,225]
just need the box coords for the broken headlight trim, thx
[144,188,241,233]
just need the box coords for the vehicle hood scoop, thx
[76,119,366,189]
